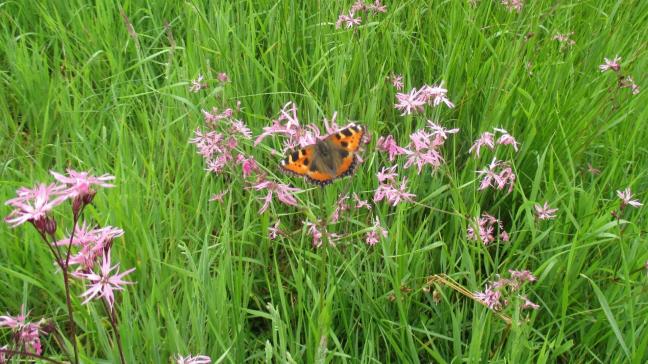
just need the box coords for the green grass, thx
[1,0,647,363]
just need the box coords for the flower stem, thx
[35,229,79,364]
[104,300,127,364]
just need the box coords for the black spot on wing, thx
[338,149,349,158]
[341,128,354,137]
[290,151,300,162]
[303,158,310,166]
[341,141,348,148]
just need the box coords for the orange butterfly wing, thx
[326,123,365,177]
[280,123,365,186]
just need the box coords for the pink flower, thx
[0,308,44,356]
[390,74,404,90]
[403,130,444,173]
[374,175,416,206]
[305,222,323,248]
[617,187,642,208]
[494,128,519,152]
[353,193,371,209]
[534,202,558,220]
[251,179,301,214]
[51,169,115,200]
[553,32,575,47]
[477,158,516,192]
[268,220,282,240]
[175,354,212,364]
[217,72,229,83]
[469,132,495,157]
[230,120,252,139]
[508,269,537,283]
[331,194,350,223]
[335,11,362,29]
[394,88,426,115]
[189,73,207,92]
[53,223,124,270]
[475,285,502,310]
[75,251,135,310]
[376,135,408,161]
[201,107,233,125]
[376,165,398,183]
[619,76,640,95]
[467,212,508,245]
[236,155,258,178]
[4,183,67,228]
[367,0,387,13]
[501,0,523,12]
[365,217,387,245]
[599,56,621,72]
[419,84,454,108]
[427,120,460,140]
[521,296,540,310]
[209,190,228,203]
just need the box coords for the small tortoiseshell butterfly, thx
[280,123,365,186]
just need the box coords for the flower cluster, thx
[394,84,454,115]
[500,0,523,12]
[189,105,256,178]
[477,158,516,192]
[475,269,538,311]
[599,56,640,95]
[470,128,519,157]
[466,212,510,245]
[553,32,576,48]
[377,121,459,175]
[373,166,416,206]
[335,0,386,29]
[4,170,134,363]
[0,308,46,357]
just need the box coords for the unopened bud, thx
[45,217,57,235]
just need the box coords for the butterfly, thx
[280,123,365,186]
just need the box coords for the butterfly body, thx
[280,123,365,186]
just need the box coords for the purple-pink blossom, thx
[374,173,416,206]
[466,212,509,245]
[51,169,115,200]
[365,217,387,245]
[189,74,207,92]
[394,88,426,115]
[494,128,519,152]
[335,11,361,29]
[469,132,495,157]
[390,74,404,90]
[0,308,45,356]
[475,285,502,310]
[477,158,516,192]
[521,296,540,310]
[534,202,558,220]
[4,183,67,228]
[251,179,301,214]
[617,187,642,208]
[376,135,408,161]
[501,0,523,12]
[599,56,621,72]
[75,251,135,310]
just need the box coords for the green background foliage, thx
[1,0,647,362]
